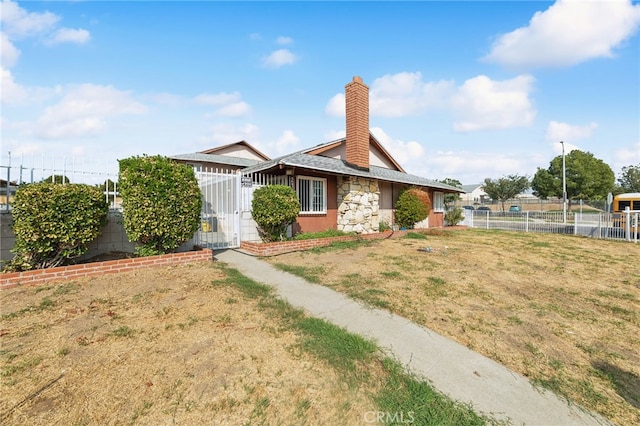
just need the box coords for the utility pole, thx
[560,141,567,224]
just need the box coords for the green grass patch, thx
[213,267,491,424]
[380,270,403,279]
[1,356,42,378]
[293,229,356,240]
[375,358,486,426]
[112,325,135,338]
[404,231,428,240]
[295,317,377,382]
[215,265,271,299]
[309,239,374,254]
[272,263,325,284]
[53,283,79,296]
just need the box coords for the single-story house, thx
[172,140,270,171]
[460,184,488,205]
[173,76,463,235]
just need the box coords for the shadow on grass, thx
[592,360,640,408]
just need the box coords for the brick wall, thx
[240,230,408,256]
[345,76,370,169]
[0,248,213,290]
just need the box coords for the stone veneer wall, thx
[337,176,380,234]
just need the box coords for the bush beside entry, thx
[7,183,109,271]
[119,155,202,256]
[251,185,300,242]
[394,188,430,229]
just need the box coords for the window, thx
[297,176,326,214]
[434,191,444,212]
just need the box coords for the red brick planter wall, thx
[0,249,214,290]
[240,230,409,256]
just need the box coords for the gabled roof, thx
[462,184,484,193]
[243,152,463,193]
[302,133,405,173]
[200,140,270,161]
[171,152,262,168]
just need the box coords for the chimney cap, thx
[352,76,363,83]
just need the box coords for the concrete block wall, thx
[1,211,197,267]
[0,213,14,267]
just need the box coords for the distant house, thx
[461,184,488,205]
[173,76,463,235]
[172,141,270,171]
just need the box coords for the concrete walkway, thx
[215,249,613,426]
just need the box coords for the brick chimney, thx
[345,76,370,170]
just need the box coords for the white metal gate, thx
[193,170,241,249]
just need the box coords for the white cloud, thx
[194,92,251,117]
[1,66,27,103]
[273,130,300,154]
[0,0,59,39]
[545,121,598,143]
[370,127,425,169]
[195,92,241,106]
[1,32,20,68]
[206,123,260,145]
[325,72,454,118]
[483,0,640,68]
[149,92,185,106]
[215,101,251,118]
[325,72,534,132]
[1,66,59,105]
[370,72,454,117]
[262,49,297,68]
[613,141,640,165]
[1,0,90,52]
[424,150,542,183]
[325,93,345,117]
[450,74,536,132]
[276,36,293,45]
[45,27,91,45]
[34,84,147,139]
[324,130,345,141]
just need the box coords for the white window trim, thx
[297,176,327,215]
[434,191,445,212]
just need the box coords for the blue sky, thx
[2,0,639,185]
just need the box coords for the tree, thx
[616,164,640,193]
[532,150,615,207]
[482,175,529,212]
[251,185,300,242]
[439,178,462,208]
[119,155,202,256]
[42,174,70,184]
[97,179,118,193]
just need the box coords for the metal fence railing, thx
[461,210,639,243]
[0,153,120,211]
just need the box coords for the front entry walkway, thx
[215,249,612,426]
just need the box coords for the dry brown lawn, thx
[268,228,640,426]
[0,263,377,425]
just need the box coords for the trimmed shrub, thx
[7,183,108,271]
[251,185,300,242]
[395,188,430,229]
[119,155,202,256]
[444,207,464,226]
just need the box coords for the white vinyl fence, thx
[461,210,639,243]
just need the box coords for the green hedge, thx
[7,183,108,271]
[251,185,300,242]
[119,155,202,256]
[395,188,430,229]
